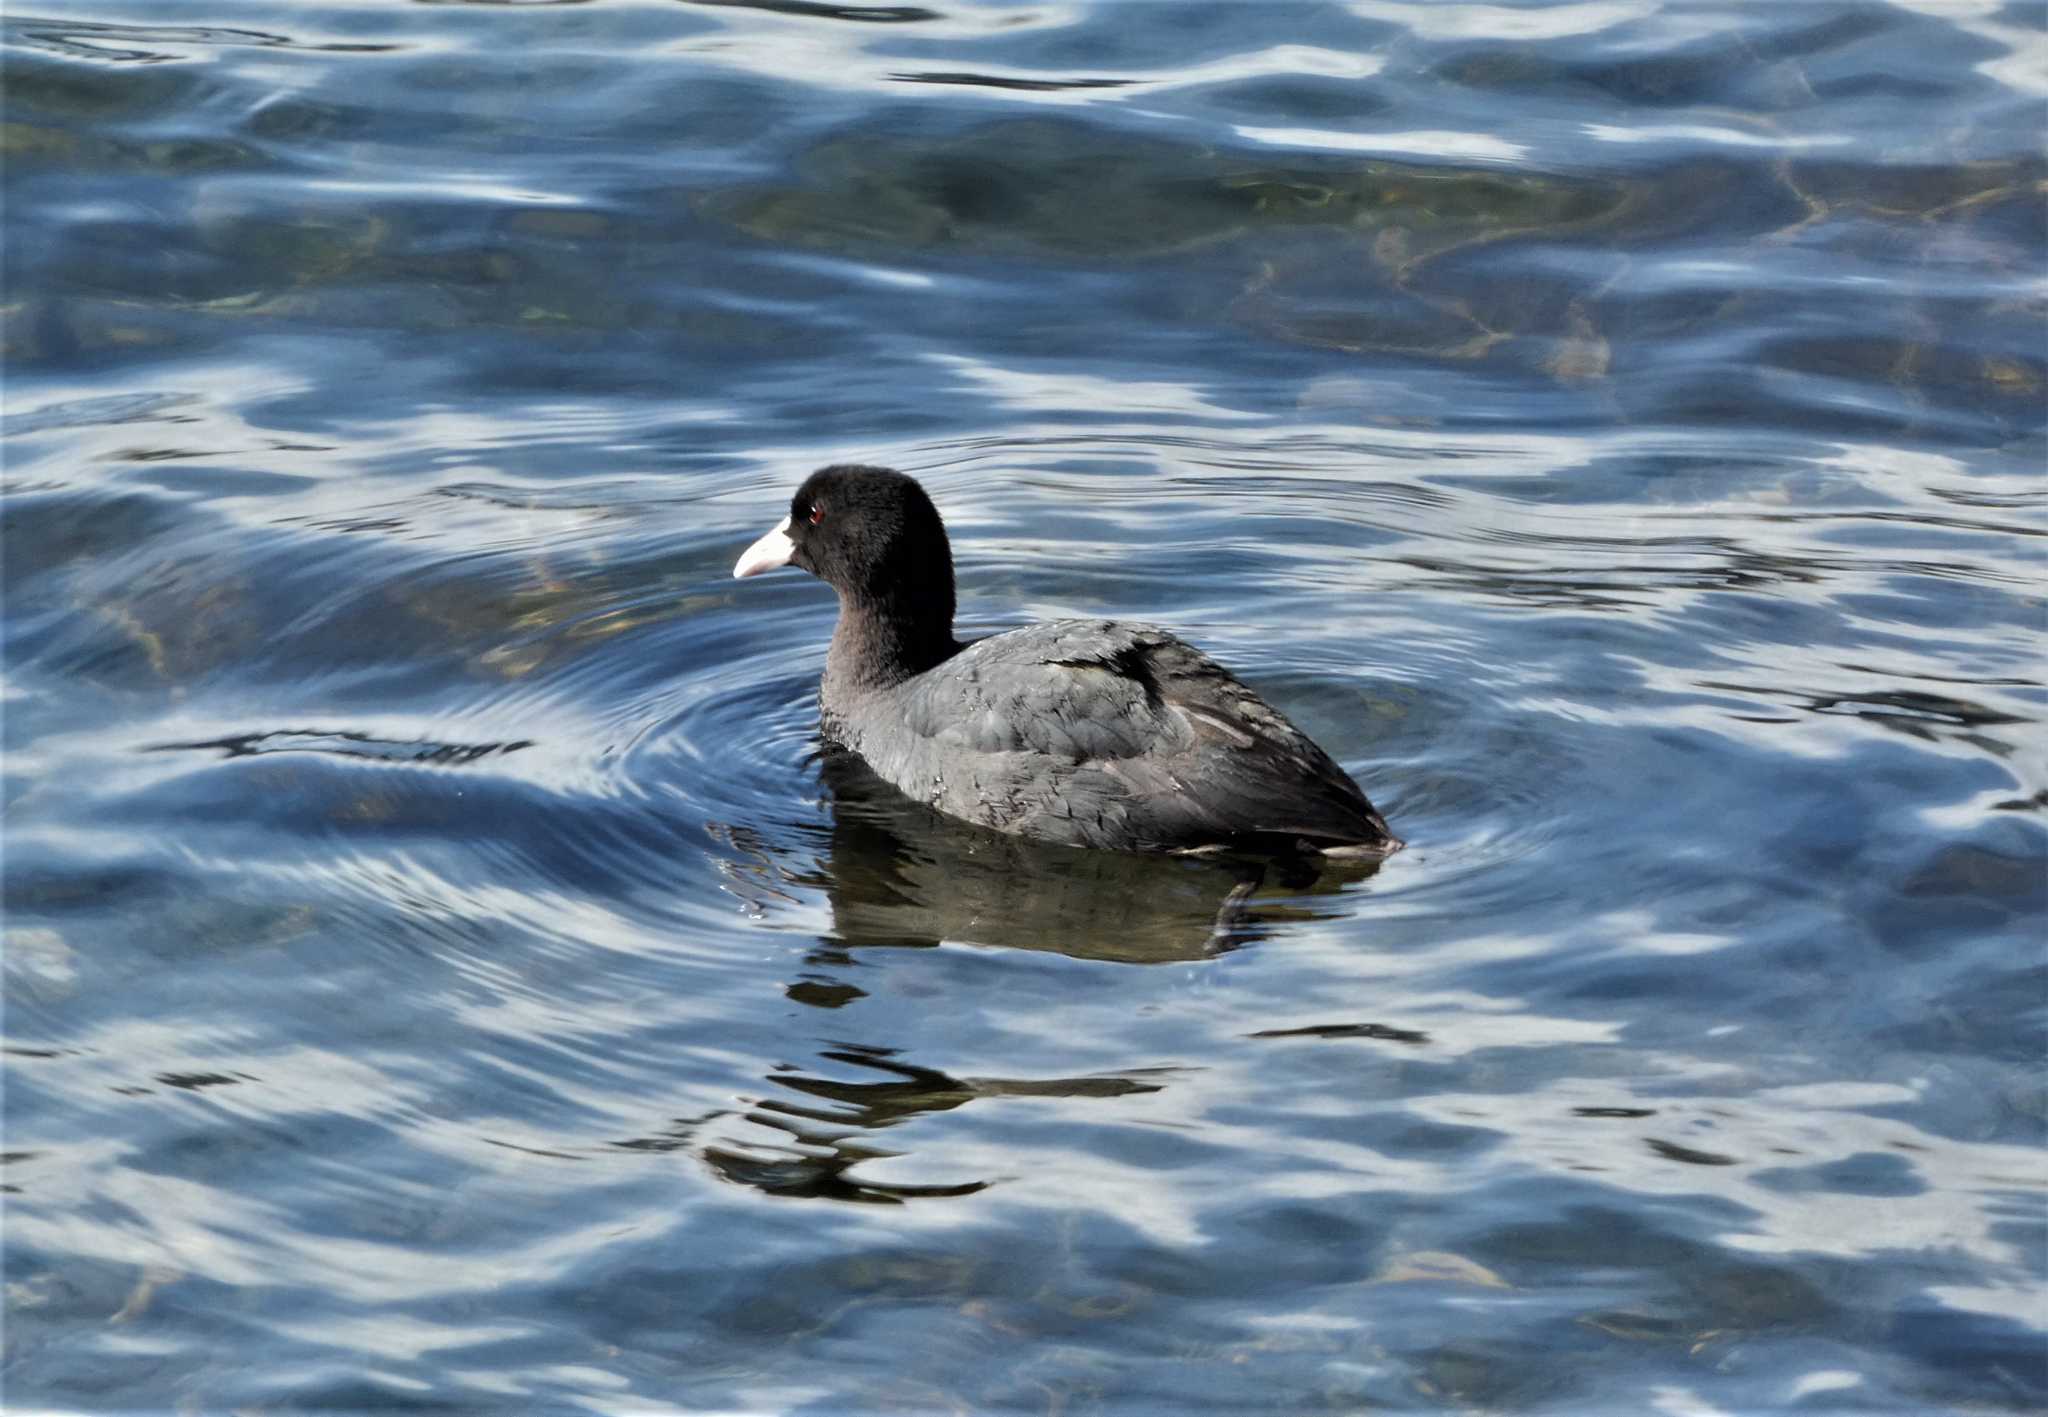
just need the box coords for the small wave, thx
[686,0,939,23]
[149,729,534,767]
[2,15,398,63]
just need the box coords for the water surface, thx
[5,1,2045,1411]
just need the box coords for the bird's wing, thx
[888,620,1389,850]
[899,620,1186,764]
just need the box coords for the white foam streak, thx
[1346,0,1658,42]
[1585,122,1853,151]
[1235,125,1530,163]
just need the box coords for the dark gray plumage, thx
[733,465,1400,857]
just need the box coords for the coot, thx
[734,465,1400,857]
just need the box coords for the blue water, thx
[5,2,2044,1411]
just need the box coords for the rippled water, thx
[5,2,2045,1411]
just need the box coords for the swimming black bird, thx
[734,465,1400,858]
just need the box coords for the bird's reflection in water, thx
[761,746,1386,964]
[699,1043,1178,1205]
[690,747,1386,1202]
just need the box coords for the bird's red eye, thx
[807,503,825,526]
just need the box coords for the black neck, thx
[824,588,960,696]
